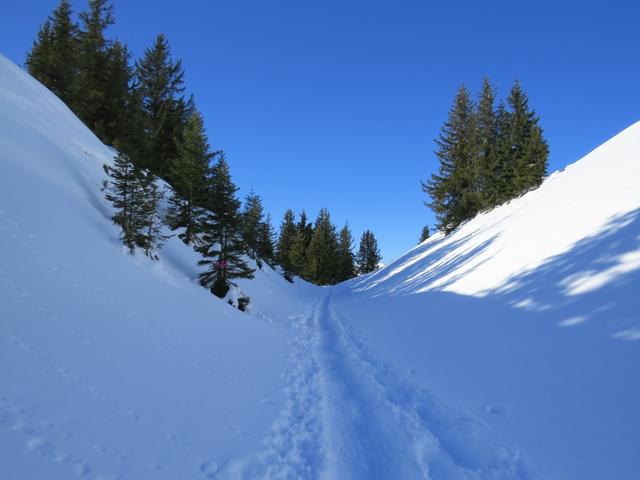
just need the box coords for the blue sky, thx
[1,0,638,262]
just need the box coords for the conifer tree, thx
[276,209,297,281]
[305,209,339,285]
[423,85,478,233]
[135,171,167,258]
[507,81,549,194]
[103,152,139,253]
[134,33,188,177]
[256,214,276,265]
[197,154,254,298]
[419,225,430,243]
[475,78,498,207]
[357,230,382,275]
[289,229,308,279]
[241,190,265,260]
[336,223,356,282]
[26,0,78,106]
[75,0,117,141]
[166,108,213,245]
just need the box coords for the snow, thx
[1,51,639,480]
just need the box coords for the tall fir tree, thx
[289,229,308,279]
[475,78,498,208]
[356,230,382,275]
[197,154,254,298]
[419,225,430,244]
[103,152,163,258]
[423,85,479,233]
[336,223,356,282]
[256,214,276,266]
[240,190,266,260]
[305,209,339,285]
[166,108,213,245]
[134,33,188,178]
[25,0,78,107]
[276,209,297,281]
[75,0,117,142]
[506,81,549,195]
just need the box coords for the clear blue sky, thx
[1,0,638,262]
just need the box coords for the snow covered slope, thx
[337,122,640,479]
[2,48,639,480]
[0,53,318,479]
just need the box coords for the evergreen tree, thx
[357,230,382,275]
[134,33,188,177]
[241,190,265,260]
[276,209,297,281]
[336,223,356,282]
[256,214,276,265]
[166,108,213,245]
[296,210,314,249]
[289,229,308,279]
[419,225,430,243]
[135,171,167,258]
[103,152,139,253]
[507,81,549,194]
[475,78,498,207]
[305,209,339,285]
[423,85,479,233]
[25,0,78,106]
[197,154,254,298]
[75,0,117,141]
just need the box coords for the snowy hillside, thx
[338,121,640,479]
[1,49,639,480]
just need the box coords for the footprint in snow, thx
[199,459,219,478]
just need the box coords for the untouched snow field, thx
[1,52,639,479]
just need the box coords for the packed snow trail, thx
[224,290,535,479]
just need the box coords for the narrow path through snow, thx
[223,290,536,479]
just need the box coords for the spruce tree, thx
[506,81,549,195]
[135,171,166,258]
[423,85,479,233]
[134,34,188,177]
[475,78,498,208]
[305,209,339,285]
[240,190,265,260]
[256,214,276,266]
[75,0,116,141]
[289,229,308,279]
[103,152,146,253]
[336,223,356,282]
[357,230,382,275]
[276,209,297,281]
[25,0,78,106]
[197,154,254,298]
[166,108,213,245]
[419,225,430,243]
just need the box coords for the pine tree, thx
[357,230,382,275]
[197,154,254,298]
[475,78,498,208]
[134,33,188,177]
[240,190,265,260]
[289,229,308,279]
[276,209,297,281]
[135,171,166,258]
[423,85,479,233]
[256,214,276,266]
[336,223,356,282]
[166,108,213,245]
[507,81,549,195]
[25,0,78,106]
[103,152,144,253]
[305,209,339,285]
[75,0,116,141]
[419,225,430,243]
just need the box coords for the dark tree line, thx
[26,0,384,301]
[276,210,382,285]
[424,78,549,234]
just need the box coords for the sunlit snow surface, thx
[1,52,639,480]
